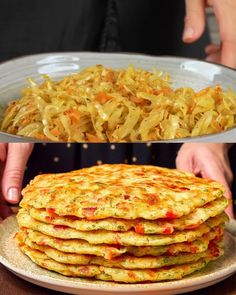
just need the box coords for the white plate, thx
[0,52,236,142]
[0,216,236,295]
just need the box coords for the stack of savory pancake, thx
[16,164,229,283]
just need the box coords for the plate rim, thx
[0,51,235,74]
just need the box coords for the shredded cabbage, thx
[1,65,236,141]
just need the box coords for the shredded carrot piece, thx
[96,92,112,104]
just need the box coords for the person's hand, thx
[176,143,234,218]
[183,0,236,68]
[0,144,33,207]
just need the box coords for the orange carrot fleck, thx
[96,92,112,104]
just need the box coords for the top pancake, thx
[20,164,225,220]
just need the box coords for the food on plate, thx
[17,209,227,246]
[1,65,236,142]
[25,226,223,257]
[16,240,217,283]
[29,197,228,234]
[19,164,225,220]
[19,230,221,269]
[16,164,228,283]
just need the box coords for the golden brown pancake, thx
[23,235,222,270]
[17,242,222,283]
[20,164,225,220]
[17,209,228,246]
[29,197,228,234]
[15,164,228,283]
[25,225,223,259]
